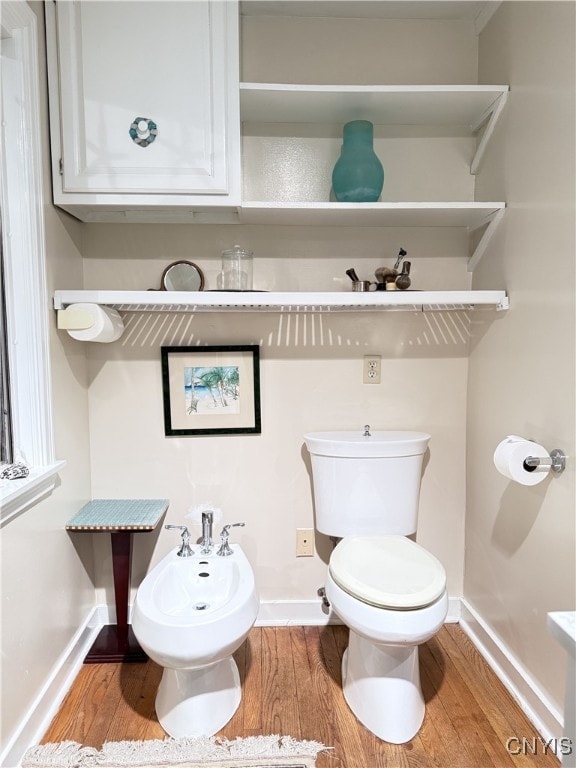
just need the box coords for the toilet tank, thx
[304,431,430,537]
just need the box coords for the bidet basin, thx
[153,556,240,617]
[132,545,258,669]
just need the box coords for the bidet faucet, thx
[216,522,245,557]
[165,524,194,557]
[201,511,214,554]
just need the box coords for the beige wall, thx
[0,3,93,757]
[241,15,478,84]
[81,225,471,606]
[466,1,575,713]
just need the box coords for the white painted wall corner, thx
[460,599,563,743]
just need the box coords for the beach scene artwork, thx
[184,366,240,416]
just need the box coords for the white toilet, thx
[132,526,258,738]
[304,429,448,744]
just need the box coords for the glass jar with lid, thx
[218,245,253,290]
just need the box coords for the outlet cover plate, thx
[363,355,381,384]
[296,528,314,557]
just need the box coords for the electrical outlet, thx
[296,529,314,557]
[363,355,381,384]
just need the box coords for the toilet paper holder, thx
[56,303,125,343]
[524,448,566,474]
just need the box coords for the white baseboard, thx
[256,596,461,626]
[256,599,341,626]
[0,606,103,768]
[460,599,563,742]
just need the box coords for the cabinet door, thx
[54,1,238,195]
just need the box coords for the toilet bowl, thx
[304,429,448,744]
[326,535,447,743]
[132,544,258,738]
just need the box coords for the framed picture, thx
[161,345,261,436]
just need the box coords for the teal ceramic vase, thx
[332,120,384,202]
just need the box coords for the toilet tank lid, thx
[304,431,430,458]
[329,536,446,609]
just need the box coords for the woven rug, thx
[22,735,330,768]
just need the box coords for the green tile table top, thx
[66,499,169,531]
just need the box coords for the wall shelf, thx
[241,83,507,129]
[240,200,504,227]
[54,289,509,316]
[59,203,505,272]
[240,83,509,173]
[238,84,508,271]
[240,203,504,272]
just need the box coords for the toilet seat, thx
[329,535,446,610]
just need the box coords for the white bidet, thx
[132,544,258,738]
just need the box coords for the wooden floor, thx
[41,625,560,768]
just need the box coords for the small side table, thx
[66,498,169,663]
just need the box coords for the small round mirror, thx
[161,261,205,292]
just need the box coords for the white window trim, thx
[0,3,65,526]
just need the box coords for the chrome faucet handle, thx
[165,524,194,557]
[216,522,245,557]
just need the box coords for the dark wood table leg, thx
[84,531,148,663]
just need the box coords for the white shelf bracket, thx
[467,207,506,272]
[470,90,509,175]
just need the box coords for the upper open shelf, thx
[241,84,508,128]
[240,83,509,174]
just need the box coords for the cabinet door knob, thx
[129,117,158,147]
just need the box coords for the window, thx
[0,3,64,525]
[0,218,13,466]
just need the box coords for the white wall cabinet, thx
[46,0,241,220]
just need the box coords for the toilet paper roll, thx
[67,303,124,343]
[493,435,550,486]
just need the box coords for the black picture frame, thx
[161,345,261,436]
